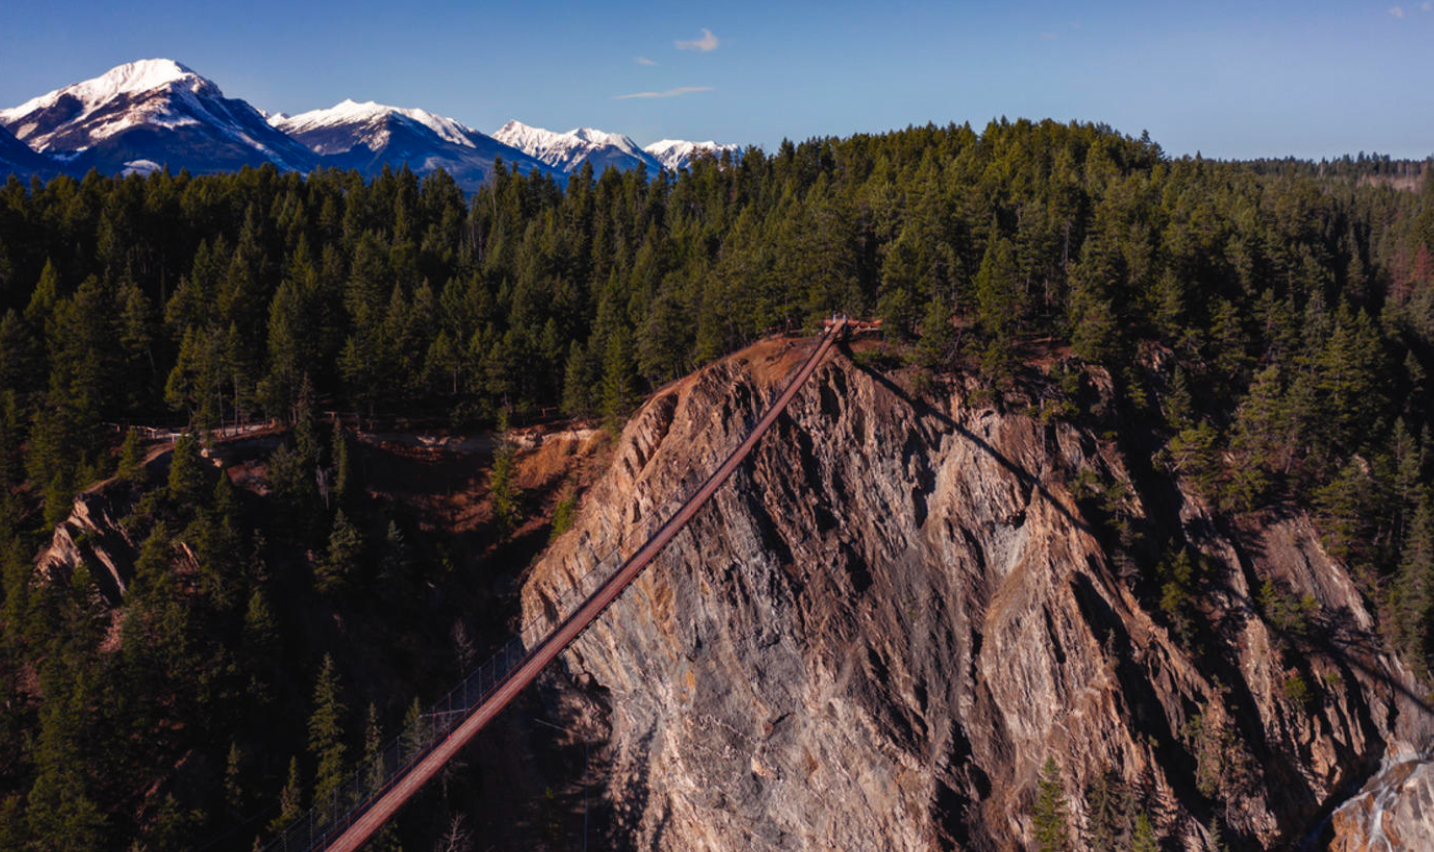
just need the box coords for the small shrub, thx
[1258,580,1319,640]
[550,490,578,541]
[852,347,903,372]
[1283,674,1312,706]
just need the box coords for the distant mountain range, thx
[0,59,741,191]
[645,138,741,171]
[270,99,553,186]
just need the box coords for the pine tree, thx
[224,741,245,816]
[1392,419,1423,524]
[269,755,303,835]
[561,340,596,418]
[599,325,638,435]
[1394,494,1434,673]
[360,702,403,851]
[1132,812,1159,852]
[1315,458,1376,565]
[363,702,385,797]
[1165,419,1222,501]
[1208,298,1252,383]
[242,586,276,643]
[24,259,61,325]
[25,668,106,851]
[1205,811,1228,852]
[914,295,957,370]
[317,509,362,594]
[268,443,319,541]
[1083,772,1124,852]
[1067,227,1124,364]
[1032,756,1071,852]
[402,695,427,762]
[380,520,413,586]
[0,390,24,490]
[490,435,520,534]
[308,654,347,819]
[1227,363,1287,487]
[167,431,208,508]
[332,419,353,505]
[293,374,321,463]
[975,232,1022,342]
[116,427,144,484]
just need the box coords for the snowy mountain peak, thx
[568,127,641,154]
[493,120,562,151]
[0,59,210,128]
[494,120,660,175]
[272,99,478,152]
[275,106,553,190]
[0,58,316,173]
[90,59,202,96]
[644,138,741,171]
[0,58,744,185]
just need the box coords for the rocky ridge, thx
[521,337,1432,851]
[38,481,143,605]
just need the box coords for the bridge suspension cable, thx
[264,317,849,852]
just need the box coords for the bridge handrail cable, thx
[263,320,847,852]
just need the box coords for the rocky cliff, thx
[37,479,143,605]
[1328,759,1434,852]
[521,337,1431,851]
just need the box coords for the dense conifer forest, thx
[1,118,1433,849]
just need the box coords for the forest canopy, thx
[0,118,1433,849]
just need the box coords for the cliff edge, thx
[522,337,1428,851]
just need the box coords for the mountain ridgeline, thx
[0,117,1433,850]
[0,59,740,191]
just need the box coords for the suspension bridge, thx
[266,316,859,852]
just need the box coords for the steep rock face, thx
[521,340,1428,851]
[37,480,143,605]
[1329,760,1434,851]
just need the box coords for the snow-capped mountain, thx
[0,59,318,175]
[493,120,662,175]
[643,139,741,171]
[271,99,553,191]
[0,59,748,186]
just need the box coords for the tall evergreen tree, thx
[1394,494,1434,673]
[317,509,362,594]
[308,654,348,818]
[1032,756,1071,852]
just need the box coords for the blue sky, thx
[3,0,1431,159]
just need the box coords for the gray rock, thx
[522,342,1422,851]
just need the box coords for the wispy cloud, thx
[1040,32,1059,40]
[1389,5,1405,17]
[635,56,658,66]
[615,86,714,100]
[1424,1,1431,11]
[676,28,719,52]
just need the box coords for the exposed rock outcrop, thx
[1328,759,1434,851]
[37,480,143,605]
[522,338,1429,851]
